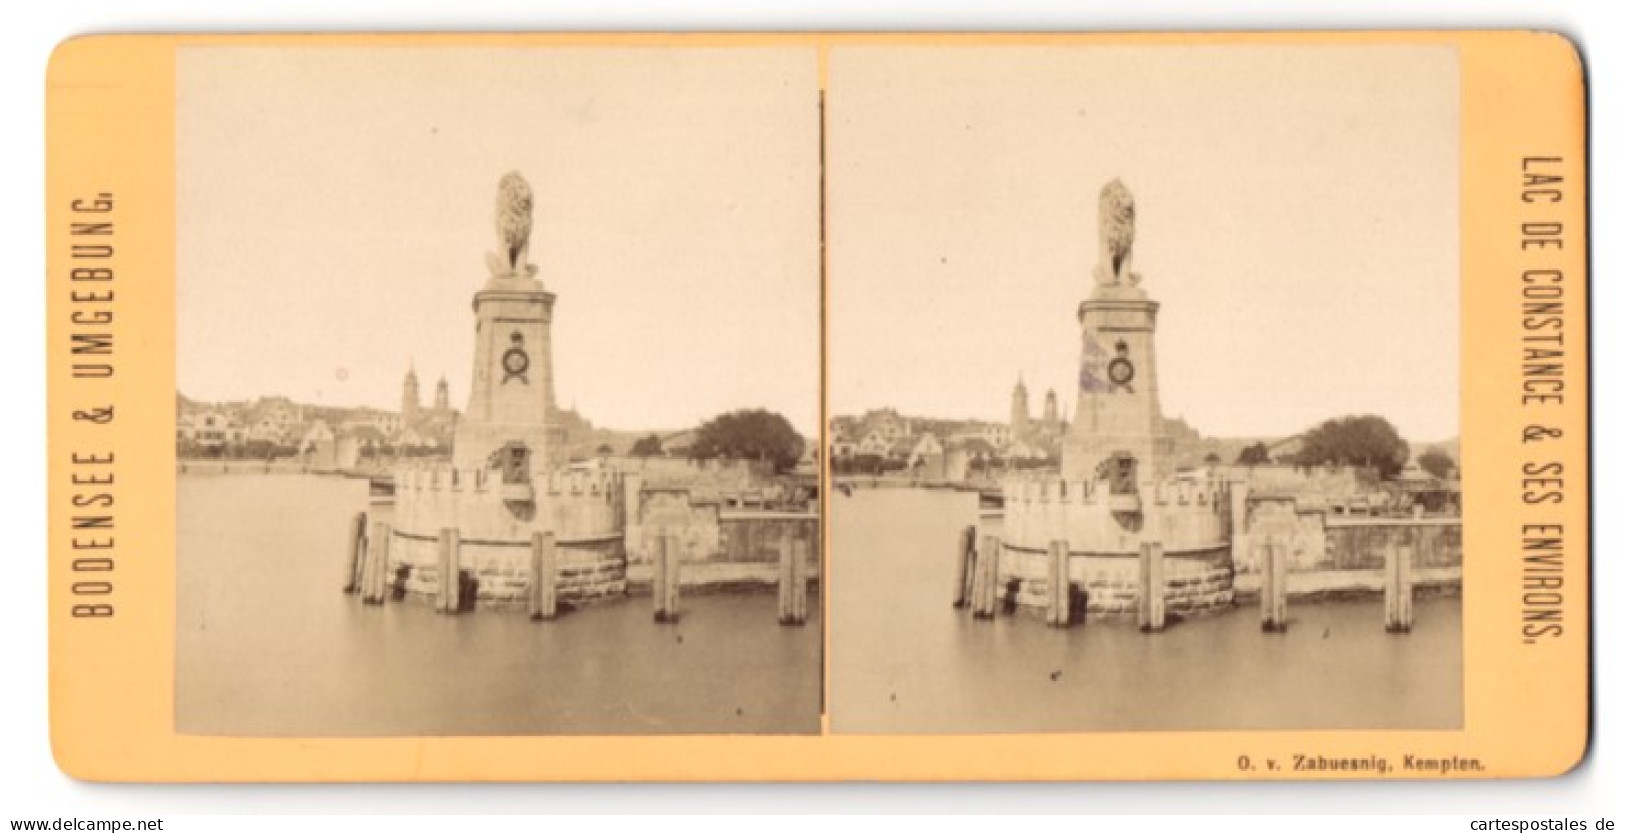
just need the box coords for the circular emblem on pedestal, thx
[501,332,531,384]
[1108,356,1135,386]
[503,347,530,376]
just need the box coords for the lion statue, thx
[1095,178,1138,286]
[488,171,536,278]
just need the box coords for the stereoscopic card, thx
[46,32,1587,780]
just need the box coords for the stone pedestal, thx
[1062,282,1173,481]
[452,275,557,471]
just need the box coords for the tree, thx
[1203,452,1222,466]
[689,409,806,472]
[1236,441,1271,466]
[1417,448,1456,480]
[1297,415,1409,479]
[595,443,614,456]
[629,434,664,457]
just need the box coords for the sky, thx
[827,45,1461,443]
[178,46,822,436]
[177,44,1461,445]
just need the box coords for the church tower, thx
[1042,388,1060,428]
[451,172,558,472]
[1062,180,1173,482]
[401,365,421,425]
[1010,375,1031,437]
[434,376,450,412]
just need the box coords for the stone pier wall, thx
[385,463,628,608]
[991,470,1462,617]
[625,487,819,591]
[995,473,1233,617]
[997,544,1233,616]
[388,532,624,608]
[1233,497,1462,598]
[381,471,819,609]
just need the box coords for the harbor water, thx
[177,473,822,736]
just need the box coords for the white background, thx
[2,0,1616,817]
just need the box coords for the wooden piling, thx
[343,511,367,593]
[371,522,392,603]
[436,527,460,614]
[1259,539,1275,631]
[1272,538,1289,630]
[974,535,1001,619]
[966,537,982,616]
[448,529,461,613]
[795,537,810,623]
[778,536,810,626]
[528,536,544,619]
[779,537,810,625]
[1137,541,1165,632]
[651,534,668,622]
[1260,538,1288,632]
[376,524,394,602]
[989,536,1002,617]
[988,537,1001,617]
[1397,543,1414,631]
[540,532,558,620]
[953,525,976,608]
[1385,542,1414,633]
[663,532,682,623]
[1048,540,1071,627]
[363,521,391,604]
[1045,540,1056,625]
[654,532,681,623]
[777,538,794,624]
[357,523,376,602]
[435,528,448,613]
[529,531,557,621]
[970,536,986,617]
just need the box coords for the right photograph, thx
[826,45,1463,733]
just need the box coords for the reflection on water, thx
[176,475,821,736]
[830,488,1461,734]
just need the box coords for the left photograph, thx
[174,46,823,736]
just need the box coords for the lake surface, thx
[176,474,822,736]
[829,488,1462,734]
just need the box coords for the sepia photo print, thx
[825,45,1463,734]
[174,46,824,736]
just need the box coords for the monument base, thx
[1063,283,1173,482]
[996,544,1236,618]
[390,532,626,609]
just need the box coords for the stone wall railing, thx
[176,460,317,475]
[394,462,622,497]
[1001,474,1230,555]
[1002,474,1230,508]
